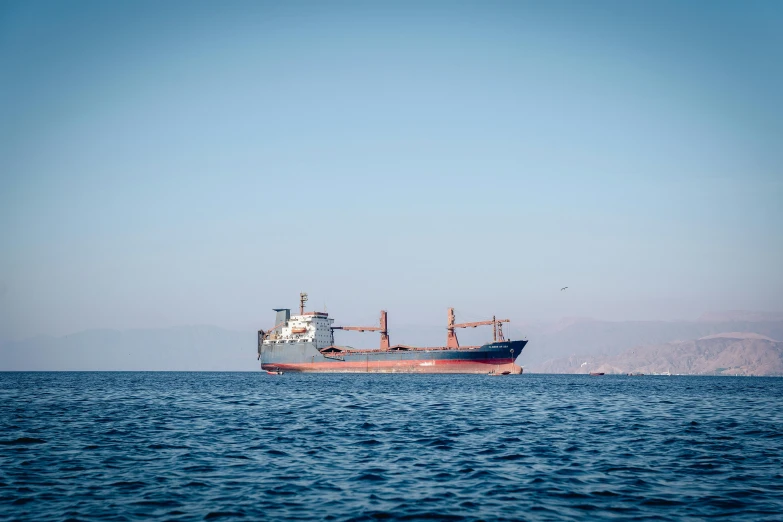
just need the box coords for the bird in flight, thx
[561,287,568,291]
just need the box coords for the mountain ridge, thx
[529,337,783,376]
[2,311,782,372]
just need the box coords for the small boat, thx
[488,370,511,376]
[627,372,644,376]
[589,372,605,376]
[266,369,284,375]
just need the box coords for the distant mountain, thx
[697,310,783,323]
[2,310,782,372]
[699,332,778,341]
[528,335,783,376]
[0,326,256,371]
[516,316,783,367]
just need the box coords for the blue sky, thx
[1,1,781,340]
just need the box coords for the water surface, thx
[1,373,781,520]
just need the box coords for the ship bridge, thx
[261,294,335,349]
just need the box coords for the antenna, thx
[299,292,308,315]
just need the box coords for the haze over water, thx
[2,373,782,520]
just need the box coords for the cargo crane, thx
[332,310,390,350]
[446,307,509,348]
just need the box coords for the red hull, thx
[262,359,523,374]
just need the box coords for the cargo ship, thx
[257,293,527,374]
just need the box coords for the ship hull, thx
[260,340,527,374]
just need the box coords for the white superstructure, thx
[262,312,335,350]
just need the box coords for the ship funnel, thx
[273,308,290,332]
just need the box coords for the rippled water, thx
[1,373,782,521]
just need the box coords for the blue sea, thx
[1,373,782,521]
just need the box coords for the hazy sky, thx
[1,0,782,341]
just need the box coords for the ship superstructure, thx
[262,294,336,350]
[257,293,527,374]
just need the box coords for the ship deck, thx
[320,344,489,355]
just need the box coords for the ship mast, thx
[299,292,308,315]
